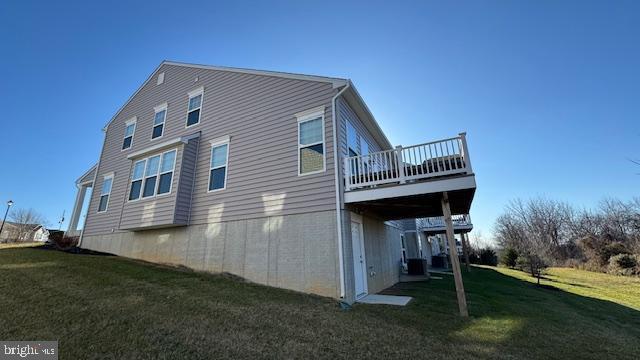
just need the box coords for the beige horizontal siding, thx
[84,64,339,236]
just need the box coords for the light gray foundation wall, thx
[362,215,403,295]
[82,210,340,298]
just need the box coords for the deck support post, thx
[441,192,469,317]
[462,232,471,272]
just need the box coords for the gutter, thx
[78,129,107,247]
[331,80,351,299]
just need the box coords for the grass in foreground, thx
[0,242,44,249]
[1,248,639,359]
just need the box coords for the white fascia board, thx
[102,61,348,131]
[75,163,97,185]
[343,83,393,150]
[164,61,348,88]
[343,175,476,204]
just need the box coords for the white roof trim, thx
[164,61,348,88]
[343,82,393,150]
[127,132,200,159]
[102,61,348,131]
[75,164,97,185]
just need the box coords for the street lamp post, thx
[0,200,14,241]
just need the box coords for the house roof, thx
[76,163,97,185]
[101,61,393,150]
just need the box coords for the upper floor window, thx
[347,121,359,157]
[98,174,113,212]
[297,107,325,175]
[128,149,177,201]
[186,87,204,127]
[208,137,230,191]
[122,118,136,150]
[152,103,167,140]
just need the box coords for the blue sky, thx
[0,0,638,238]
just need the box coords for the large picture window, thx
[98,174,113,212]
[297,107,325,175]
[186,87,203,127]
[209,137,230,191]
[128,149,177,201]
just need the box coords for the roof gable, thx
[102,61,348,131]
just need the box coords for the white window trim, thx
[296,106,326,176]
[128,149,177,202]
[208,136,230,193]
[97,173,114,213]
[127,159,146,202]
[151,103,168,141]
[185,86,204,128]
[157,150,177,196]
[121,117,137,151]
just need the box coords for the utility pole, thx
[58,210,65,230]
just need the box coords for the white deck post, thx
[395,146,406,184]
[441,192,469,317]
[343,157,352,191]
[458,132,473,173]
[68,185,87,234]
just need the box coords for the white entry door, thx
[351,216,368,299]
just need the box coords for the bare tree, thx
[7,208,47,242]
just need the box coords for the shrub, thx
[608,254,639,276]
[51,235,79,250]
[478,248,498,266]
[500,247,518,268]
[600,242,629,264]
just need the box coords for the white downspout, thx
[331,80,351,299]
[78,128,107,248]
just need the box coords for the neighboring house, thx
[68,61,476,304]
[400,215,473,269]
[0,222,49,242]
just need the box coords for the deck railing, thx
[416,214,472,230]
[344,133,473,191]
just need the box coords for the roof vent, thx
[157,72,165,85]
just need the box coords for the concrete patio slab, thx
[357,294,413,306]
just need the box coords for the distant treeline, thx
[493,197,640,277]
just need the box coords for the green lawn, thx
[1,248,639,359]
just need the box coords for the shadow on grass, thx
[378,266,640,359]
